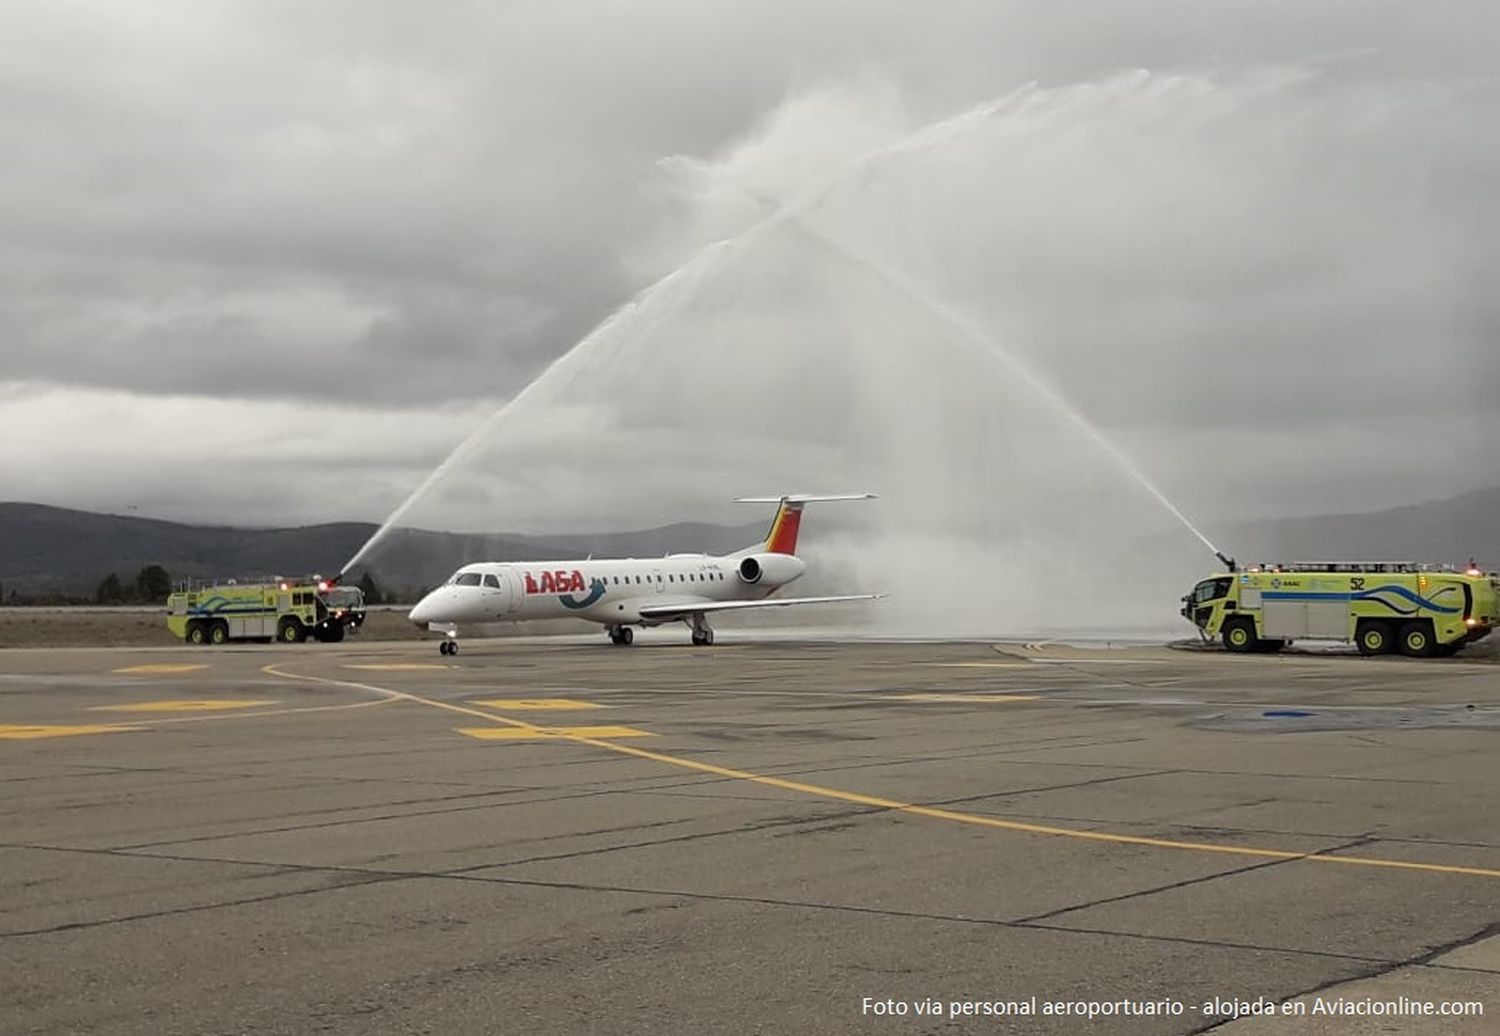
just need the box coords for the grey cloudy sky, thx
[1,1,1497,551]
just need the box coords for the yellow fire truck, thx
[166,578,365,646]
[1182,562,1499,657]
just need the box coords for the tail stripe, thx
[734,493,875,556]
[764,502,804,555]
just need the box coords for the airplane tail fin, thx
[733,494,876,556]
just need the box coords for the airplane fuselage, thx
[404,494,878,651]
[408,552,805,627]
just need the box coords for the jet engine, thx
[737,553,807,586]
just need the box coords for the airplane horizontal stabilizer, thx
[733,494,877,504]
[734,494,877,556]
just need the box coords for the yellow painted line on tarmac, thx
[262,664,1500,882]
[343,664,455,671]
[470,698,605,711]
[111,664,209,675]
[0,723,139,740]
[891,693,1040,703]
[458,724,653,741]
[929,662,1035,669]
[91,699,277,713]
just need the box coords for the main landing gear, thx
[439,638,459,656]
[689,613,714,647]
[607,616,716,647]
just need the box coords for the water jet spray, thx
[343,73,1243,578]
[752,190,1231,567]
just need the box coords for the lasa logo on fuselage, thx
[524,570,587,595]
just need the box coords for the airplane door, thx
[652,568,664,594]
[481,570,516,618]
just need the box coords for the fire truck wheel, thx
[1356,621,1392,656]
[277,618,306,644]
[1398,621,1435,658]
[186,621,206,645]
[1221,618,1257,653]
[208,621,229,645]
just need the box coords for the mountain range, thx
[1208,486,1499,571]
[2,487,1496,600]
[0,502,764,600]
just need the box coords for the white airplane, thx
[407,494,880,654]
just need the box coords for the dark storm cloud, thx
[0,1,1496,526]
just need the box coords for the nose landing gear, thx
[439,637,459,656]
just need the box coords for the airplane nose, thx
[408,596,435,627]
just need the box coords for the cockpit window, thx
[1193,577,1232,603]
[455,573,483,587]
[482,574,500,589]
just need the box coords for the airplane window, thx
[455,573,482,587]
[482,574,500,589]
[634,576,641,584]
[668,574,674,582]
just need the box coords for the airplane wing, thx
[638,594,884,620]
